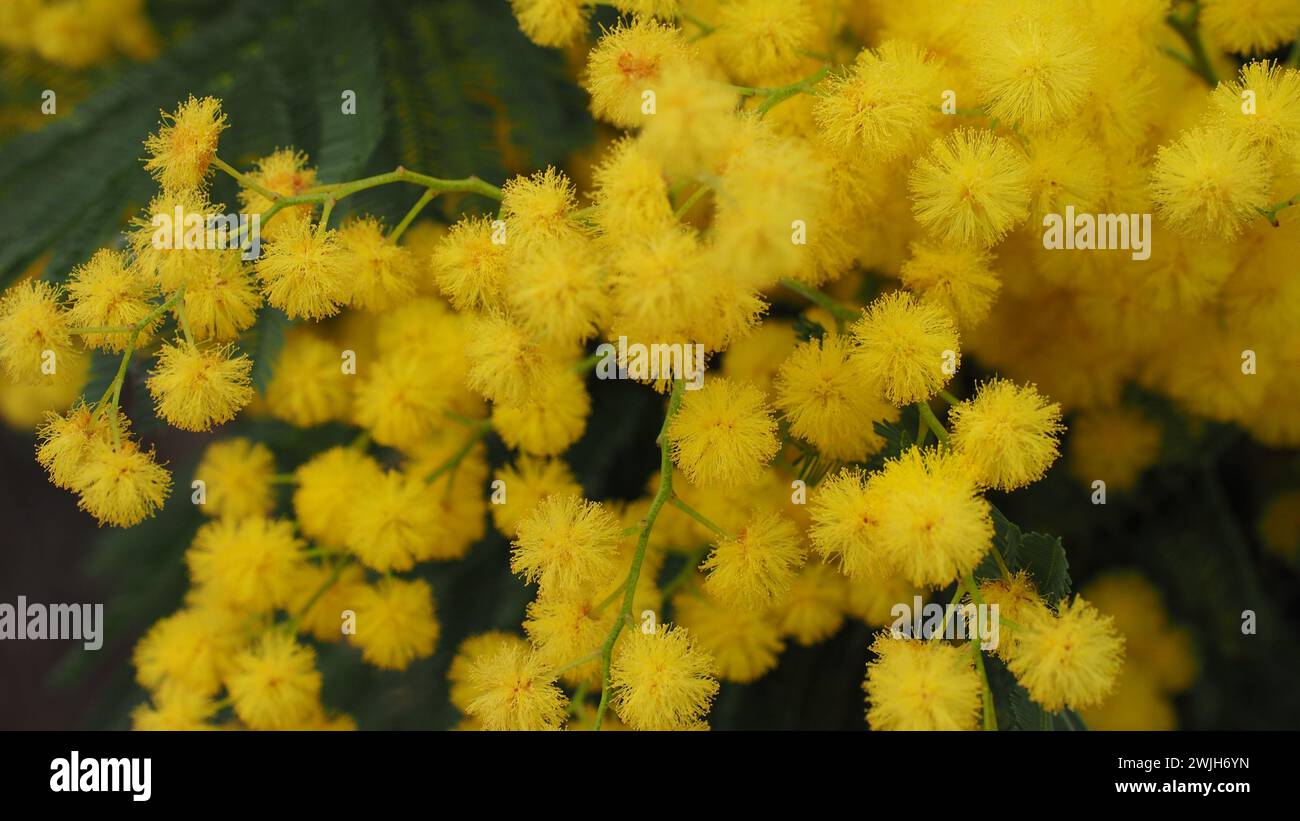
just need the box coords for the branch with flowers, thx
[3,0,1284,733]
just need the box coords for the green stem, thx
[593,577,629,616]
[1260,193,1300,226]
[301,546,341,559]
[389,188,437,243]
[554,651,602,677]
[176,296,194,347]
[991,545,1014,582]
[756,68,830,116]
[1164,9,1219,87]
[777,277,861,327]
[936,582,965,637]
[317,198,336,235]
[284,556,352,634]
[105,339,135,446]
[938,389,960,406]
[443,410,478,426]
[971,640,997,731]
[733,66,830,100]
[566,683,592,720]
[963,573,997,731]
[238,168,502,247]
[679,12,715,35]
[668,495,729,539]
[593,379,686,730]
[424,420,490,484]
[673,184,710,220]
[213,155,280,203]
[917,402,949,445]
[573,349,603,374]
[1158,45,1199,76]
[96,287,186,441]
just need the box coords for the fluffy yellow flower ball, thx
[701,510,806,610]
[814,40,943,161]
[1007,596,1125,712]
[850,290,960,406]
[666,377,779,487]
[490,456,581,538]
[465,643,569,730]
[131,683,216,731]
[146,341,253,432]
[186,516,305,612]
[74,437,172,527]
[142,95,227,192]
[266,330,352,427]
[431,215,509,313]
[1150,127,1271,240]
[237,148,318,237]
[948,379,1064,491]
[226,632,323,730]
[343,470,440,572]
[510,494,624,602]
[772,560,848,646]
[194,437,276,519]
[0,279,72,383]
[584,18,693,129]
[64,249,158,352]
[610,624,718,730]
[508,0,588,48]
[774,333,897,461]
[133,606,240,697]
[180,253,261,342]
[349,577,440,671]
[448,631,531,714]
[254,217,348,320]
[337,215,418,311]
[909,128,1030,248]
[35,402,110,490]
[864,449,993,588]
[292,446,384,547]
[808,468,885,580]
[864,635,982,731]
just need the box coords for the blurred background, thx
[2,0,1299,730]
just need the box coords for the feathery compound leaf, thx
[311,0,383,181]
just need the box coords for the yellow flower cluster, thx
[0,0,157,69]
[6,0,1298,731]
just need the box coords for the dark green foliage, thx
[985,656,1084,732]
[977,505,1071,605]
